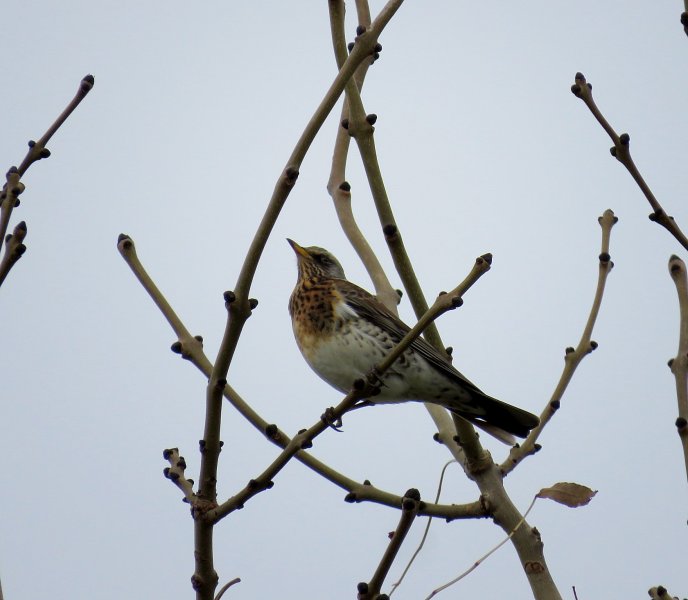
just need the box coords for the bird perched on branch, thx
[287,239,539,444]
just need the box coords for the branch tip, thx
[80,74,95,92]
[117,233,133,252]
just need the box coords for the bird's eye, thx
[317,255,332,266]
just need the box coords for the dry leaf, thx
[537,482,597,507]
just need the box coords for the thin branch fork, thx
[571,72,688,252]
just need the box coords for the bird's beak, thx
[287,238,311,259]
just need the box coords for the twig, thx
[389,460,456,596]
[425,496,538,599]
[571,73,688,251]
[377,254,492,376]
[667,255,688,482]
[162,448,197,504]
[0,221,27,287]
[326,0,399,311]
[0,75,94,255]
[117,234,486,521]
[214,578,241,600]
[501,209,617,475]
[359,490,421,599]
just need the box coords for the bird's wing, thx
[338,280,486,396]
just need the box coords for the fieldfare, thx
[287,239,539,443]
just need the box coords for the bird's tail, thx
[451,392,539,445]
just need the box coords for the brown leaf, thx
[536,482,597,507]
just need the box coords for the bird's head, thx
[287,239,346,280]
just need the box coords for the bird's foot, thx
[321,407,344,432]
[348,399,374,412]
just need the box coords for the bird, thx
[287,239,539,443]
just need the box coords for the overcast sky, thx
[1,2,687,599]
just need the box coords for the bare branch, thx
[0,75,94,255]
[214,578,241,600]
[571,73,688,251]
[425,496,538,599]
[162,448,197,505]
[390,460,456,596]
[502,209,617,475]
[359,490,421,599]
[668,255,688,482]
[326,0,399,311]
[0,220,27,287]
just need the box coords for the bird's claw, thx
[321,407,344,431]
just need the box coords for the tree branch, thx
[0,75,93,275]
[668,255,688,483]
[326,0,399,311]
[359,490,421,599]
[501,209,617,475]
[571,73,688,250]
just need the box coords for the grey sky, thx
[1,2,686,598]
